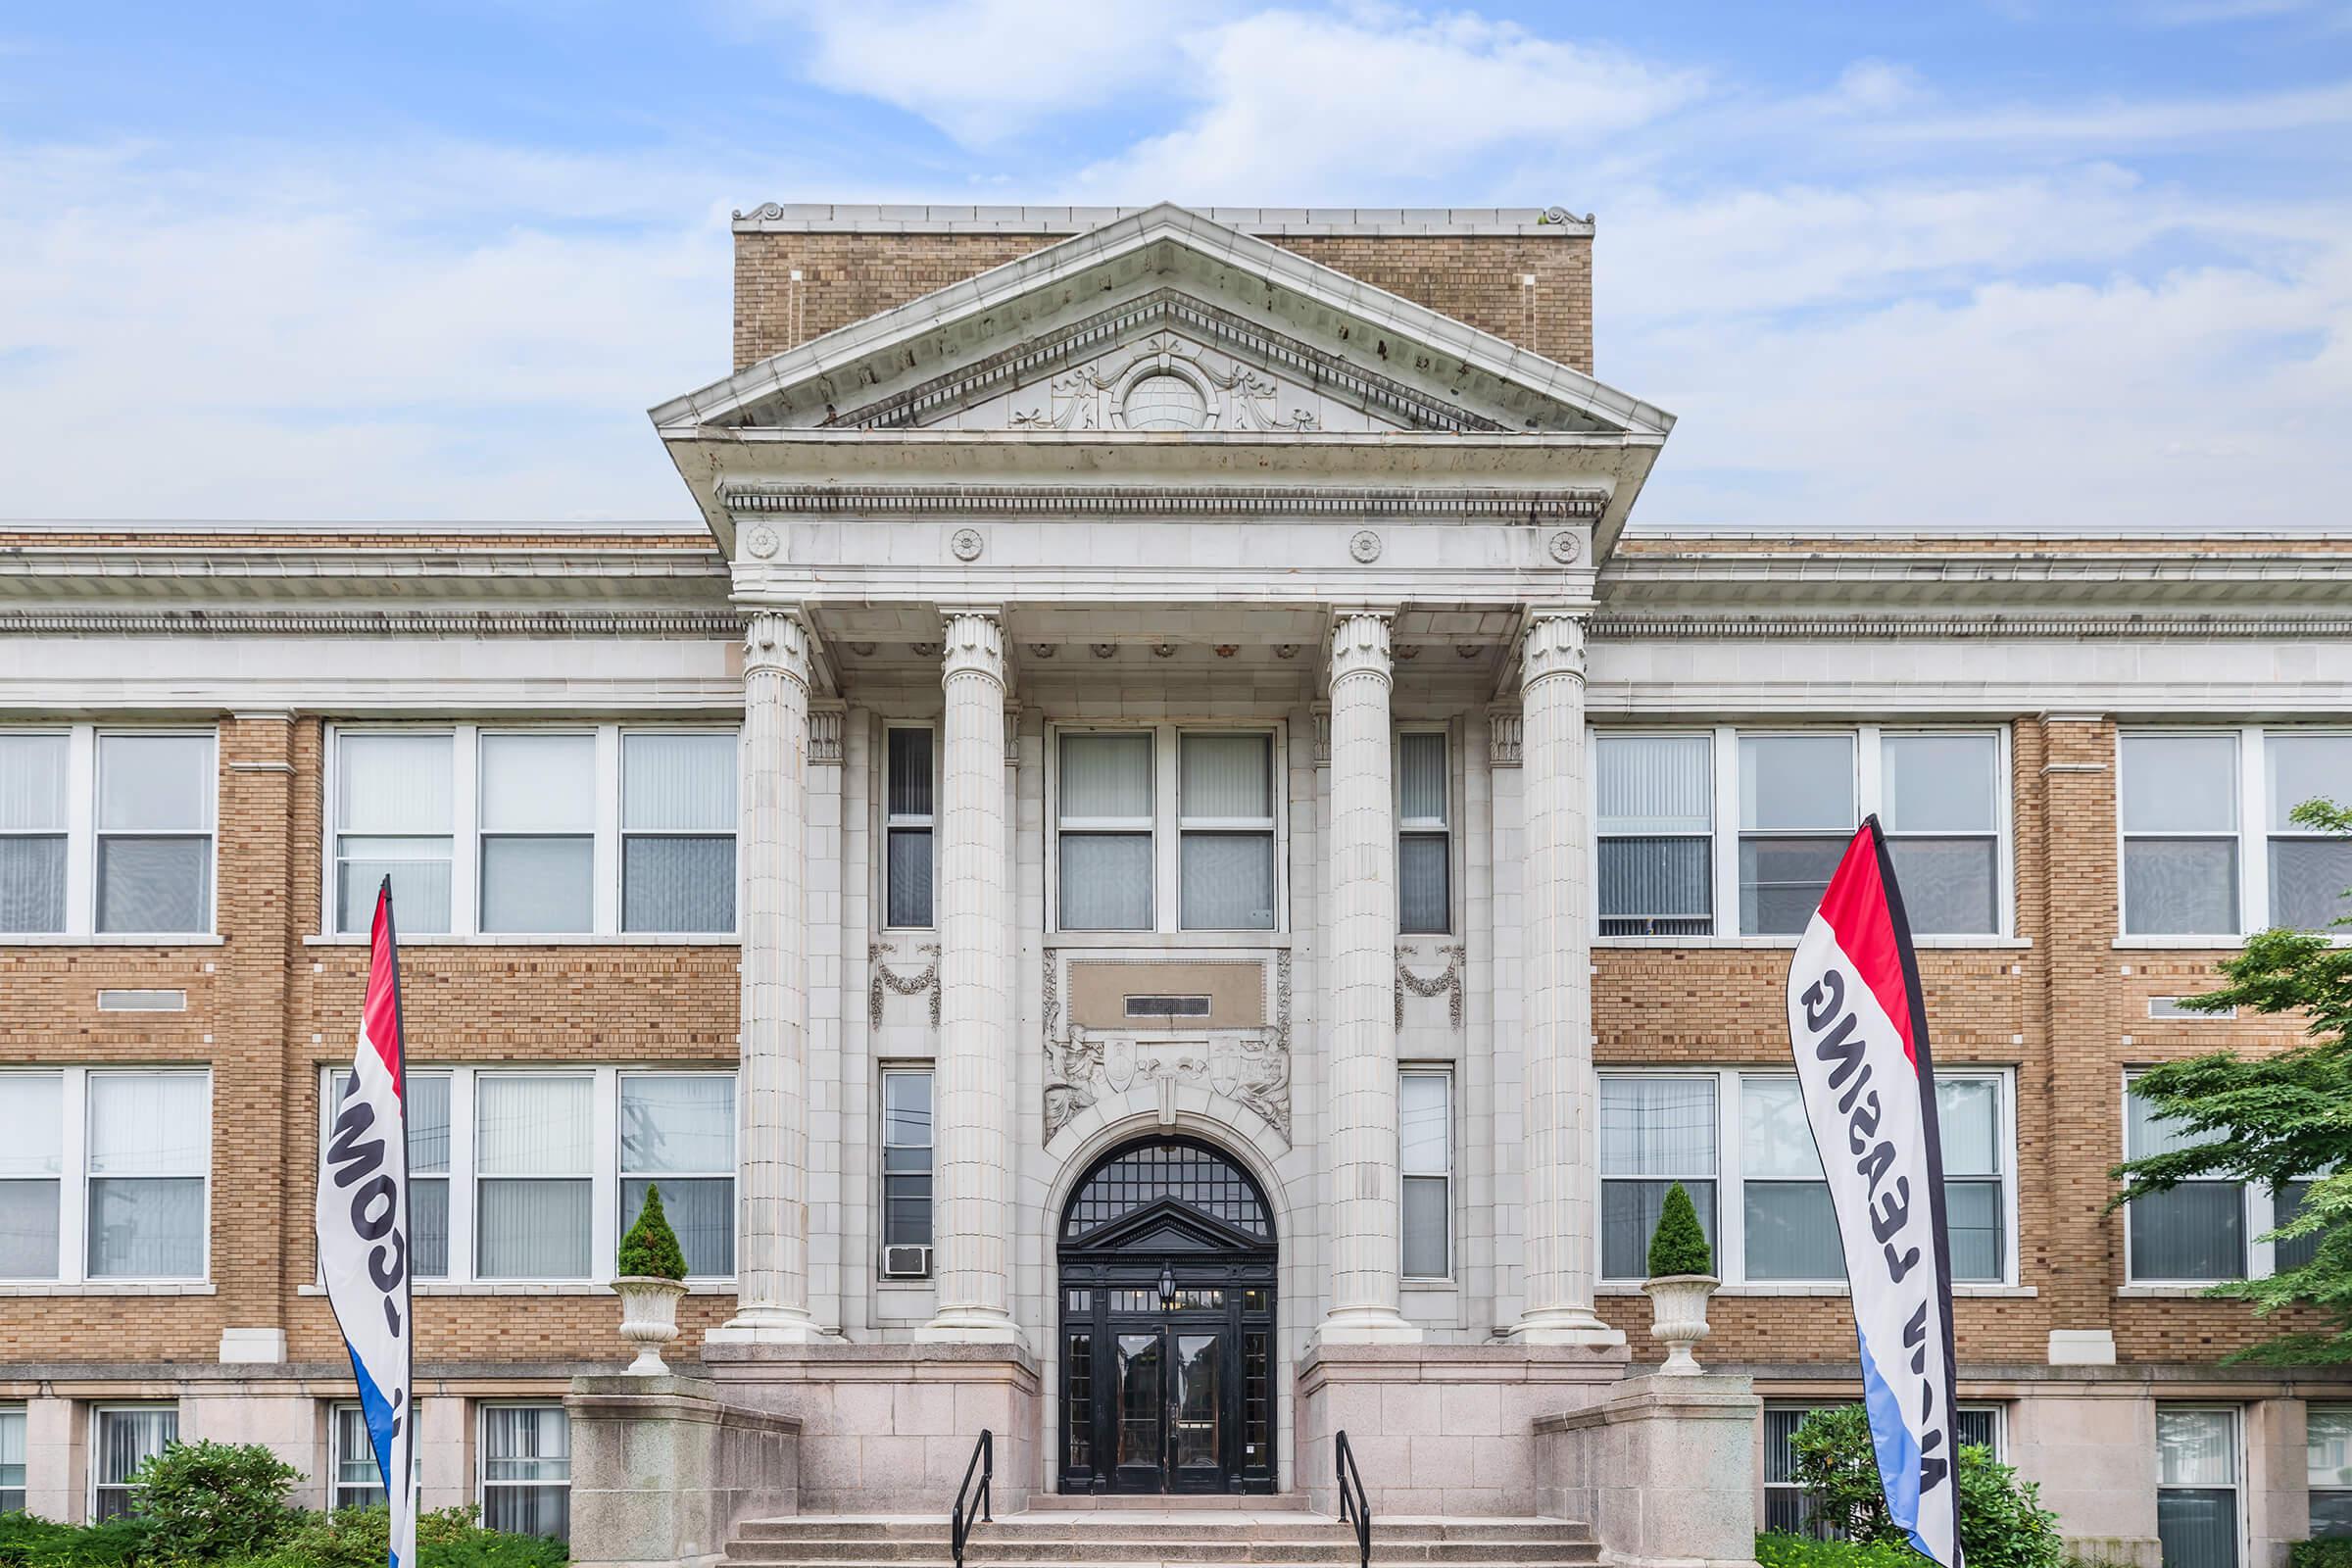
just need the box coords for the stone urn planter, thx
[1642,1273,1717,1375]
[612,1276,687,1375]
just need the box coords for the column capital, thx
[744,609,810,684]
[1521,611,1588,691]
[941,609,1006,688]
[1486,705,1524,767]
[1328,611,1394,689]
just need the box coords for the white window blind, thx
[1399,1071,1451,1279]
[0,1405,24,1514]
[2122,734,2241,937]
[2311,1406,2352,1539]
[1738,735,1856,937]
[481,1404,570,1542]
[618,1073,735,1277]
[1595,733,1713,937]
[0,1072,62,1279]
[620,732,737,934]
[1179,733,1275,931]
[2157,1408,2239,1568]
[1599,1074,1717,1280]
[0,732,69,935]
[1740,1076,1844,1282]
[2268,733,2352,932]
[1882,733,2000,936]
[86,1072,208,1280]
[1058,732,1154,931]
[92,1405,176,1521]
[96,733,214,935]
[1396,732,1449,935]
[475,1074,593,1279]
[478,734,596,934]
[2127,1083,2245,1282]
[335,731,455,935]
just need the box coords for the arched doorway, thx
[1056,1135,1277,1494]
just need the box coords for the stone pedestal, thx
[703,1341,1038,1513]
[564,1375,801,1568]
[1296,1342,1628,1515]
[1535,1373,1760,1568]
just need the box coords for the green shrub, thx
[133,1441,300,1563]
[616,1183,687,1281]
[255,1504,567,1568]
[0,1514,150,1568]
[1756,1532,1927,1568]
[1788,1405,2064,1568]
[1645,1180,1714,1278]
[2290,1542,2352,1568]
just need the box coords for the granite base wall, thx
[1536,1373,1759,1568]
[565,1375,801,1568]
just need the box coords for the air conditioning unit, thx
[882,1245,932,1279]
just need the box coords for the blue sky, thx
[1,0,2346,528]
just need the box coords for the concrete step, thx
[727,1544,1600,1568]
[739,1519,1588,1543]
[1025,1495,1313,1512]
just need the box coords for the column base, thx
[1311,1306,1424,1347]
[705,1304,832,1346]
[914,1306,1028,1348]
[1507,1306,1628,1348]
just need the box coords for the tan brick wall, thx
[732,229,1595,373]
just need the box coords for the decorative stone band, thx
[1328,612,1394,688]
[0,611,746,637]
[1587,613,2352,640]
[744,610,810,684]
[941,611,1006,686]
[1522,613,1588,690]
[722,484,1610,521]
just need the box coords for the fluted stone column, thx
[712,609,825,1343]
[921,610,1023,1344]
[1318,611,1420,1345]
[1513,611,1622,1346]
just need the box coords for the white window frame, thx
[616,726,741,938]
[881,724,938,932]
[2123,1070,2285,1287]
[1396,726,1453,936]
[317,1065,736,1289]
[1399,1067,1454,1282]
[615,1069,738,1282]
[2309,1403,2352,1540]
[329,1397,421,1510]
[476,1401,570,1541]
[320,723,740,941]
[0,724,219,941]
[1047,722,1289,936]
[2264,728,2352,936]
[1590,725,2014,942]
[1596,1066,2018,1289]
[1592,729,1717,939]
[2156,1404,2245,1568]
[0,1402,25,1513]
[0,1067,213,1289]
[89,1402,177,1522]
[879,1064,934,1275]
[1763,1401,2004,1537]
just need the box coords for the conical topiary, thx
[1645,1180,1714,1279]
[617,1183,689,1281]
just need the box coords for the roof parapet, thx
[729,203,1595,237]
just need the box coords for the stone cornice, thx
[1589,614,2352,641]
[722,484,1608,523]
[0,610,745,637]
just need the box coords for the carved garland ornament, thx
[1396,945,1468,1030]
[1042,950,1294,1145]
[869,943,941,1029]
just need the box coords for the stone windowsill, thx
[296,1281,739,1297]
[0,1282,219,1296]
[1046,931,1294,951]
[2115,935,2352,951]
[302,934,741,948]
[1597,1282,2036,1298]
[1595,935,2033,951]
[0,934,227,948]
[2115,1284,2228,1298]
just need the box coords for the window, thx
[320,1066,733,1287]
[1180,733,1276,931]
[333,731,454,935]
[0,732,69,934]
[2122,734,2242,937]
[1740,735,1857,936]
[0,1405,24,1513]
[1595,733,1712,937]
[1882,733,2001,937]
[2269,733,2352,932]
[1396,731,1451,934]
[331,1399,421,1511]
[618,1074,735,1278]
[475,1074,592,1280]
[2127,1079,2245,1283]
[1599,1075,1717,1281]
[2312,1406,2352,1539]
[1597,1069,2012,1286]
[2277,1180,2321,1274]
[2158,1407,2239,1568]
[95,733,216,936]
[881,1068,933,1265]
[0,1069,210,1285]
[480,1404,569,1542]
[478,733,595,934]
[91,1405,175,1521]
[621,732,737,935]
[1399,1071,1451,1279]
[328,1069,451,1279]
[1764,1404,2002,1539]
[1058,732,1153,931]
[885,728,935,928]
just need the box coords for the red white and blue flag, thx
[318,881,417,1568]
[1786,820,1963,1568]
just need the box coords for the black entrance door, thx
[1058,1138,1277,1494]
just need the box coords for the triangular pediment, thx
[651,202,1673,442]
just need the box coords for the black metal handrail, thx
[1335,1429,1370,1568]
[952,1429,993,1568]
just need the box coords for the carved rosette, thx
[744,610,810,686]
[940,611,1005,689]
[1522,612,1588,692]
[1327,612,1394,690]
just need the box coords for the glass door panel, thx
[1114,1333,1165,1491]
[1172,1333,1222,1489]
